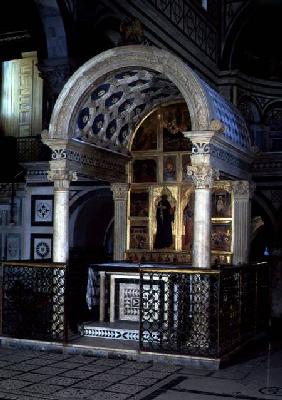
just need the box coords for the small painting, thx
[130,224,149,250]
[131,110,158,151]
[132,159,157,183]
[212,190,232,218]
[163,155,177,182]
[211,223,232,252]
[182,154,192,181]
[163,104,192,152]
[130,192,149,217]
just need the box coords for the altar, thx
[86,262,183,324]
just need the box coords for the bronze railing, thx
[139,264,269,358]
[0,261,68,342]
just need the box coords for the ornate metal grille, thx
[1,262,67,341]
[140,270,219,357]
[140,265,269,358]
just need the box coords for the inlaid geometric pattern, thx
[119,284,140,321]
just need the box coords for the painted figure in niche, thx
[212,191,231,218]
[183,201,194,251]
[163,157,176,181]
[216,196,224,215]
[154,194,175,249]
[182,154,191,181]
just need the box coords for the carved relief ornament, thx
[232,181,250,199]
[47,169,77,189]
[111,183,129,201]
[187,166,219,189]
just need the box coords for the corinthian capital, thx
[233,181,251,199]
[111,183,129,200]
[48,162,78,190]
[187,166,219,189]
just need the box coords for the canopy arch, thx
[48,45,212,145]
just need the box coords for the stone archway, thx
[48,45,212,141]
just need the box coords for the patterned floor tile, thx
[5,364,38,372]
[106,383,145,394]
[72,380,111,390]
[85,392,130,400]
[21,358,57,366]
[135,370,170,379]
[60,369,96,379]
[22,382,63,394]
[54,387,98,398]
[150,364,182,373]
[77,365,112,373]
[33,366,68,375]
[109,368,137,376]
[88,374,125,383]
[50,361,83,370]
[0,360,13,368]
[0,370,22,379]
[121,376,158,386]
[119,362,150,370]
[66,356,99,364]
[0,379,31,390]
[13,373,48,383]
[42,375,81,386]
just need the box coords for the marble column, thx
[188,166,218,269]
[111,183,129,262]
[233,181,252,265]
[48,160,77,263]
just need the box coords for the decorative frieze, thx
[51,149,67,160]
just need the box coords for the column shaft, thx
[188,165,218,269]
[48,160,77,263]
[111,183,128,262]
[53,188,69,263]
[193,188,212,269]
[233,182,251,265]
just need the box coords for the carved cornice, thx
[187,166,219,189]
[111,183,129,200]
[213,180,233,192]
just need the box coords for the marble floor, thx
[0,338,280,399]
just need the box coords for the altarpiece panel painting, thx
[132,159,157,183]
[212,190,232,218]
[211,222,232,252]
[130,191,149,217]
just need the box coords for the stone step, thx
[80,321,159,342]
